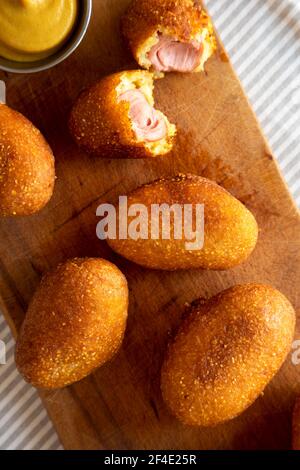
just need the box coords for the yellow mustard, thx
[0,0,78,62]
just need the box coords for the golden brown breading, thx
[107,174,258,270]
[0,103,55,216]
[121,0,217,72]
[69,70,176,159]
[292,397,300,450]
[15,258,128,389]
[161,284,296,427]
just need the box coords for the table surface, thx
[0,0,299,450]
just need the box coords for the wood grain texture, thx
[0,0,300,450]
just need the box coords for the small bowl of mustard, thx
[0,0,92,74]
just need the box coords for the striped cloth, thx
[207,0,300,206]
[0,0,299,450]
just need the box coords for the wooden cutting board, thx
[0,0,300,450]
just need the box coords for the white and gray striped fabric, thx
[0,0,299,450]
[207,0,300,205]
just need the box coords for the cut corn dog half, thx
[69,70,176,159]
[122,0,217,74]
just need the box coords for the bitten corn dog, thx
[122,0,217,73]
[69,70,176,158]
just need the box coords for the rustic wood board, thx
[0,0,300,450]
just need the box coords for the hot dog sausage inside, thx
[118,89,167,142]
[148,34,203,72]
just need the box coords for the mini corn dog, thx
[107,174,258,270]
[122,0,217,73]
[15,258,128,389]
[0,103,55,217]
[69,70,176,158]
[161,284,296,427]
